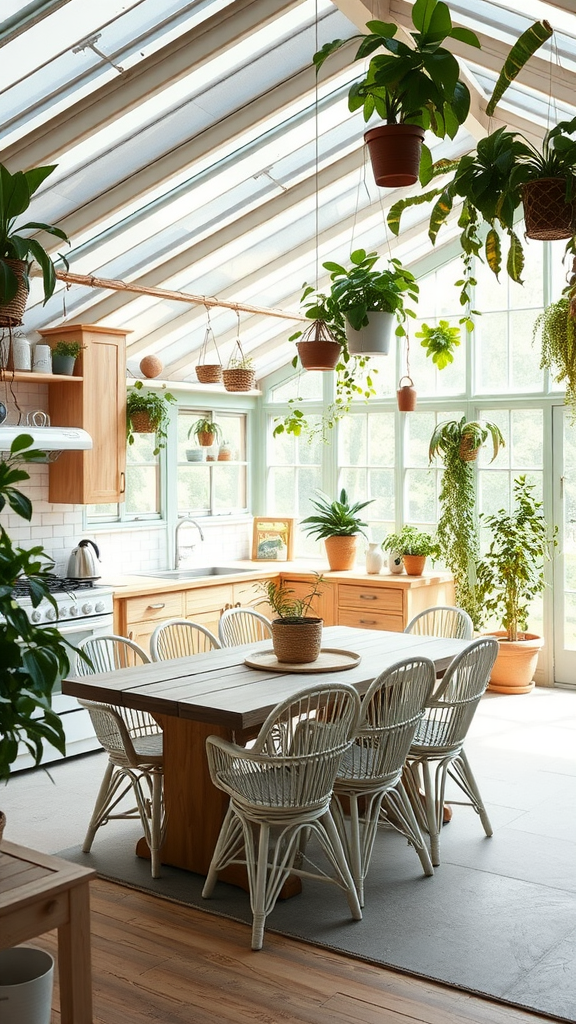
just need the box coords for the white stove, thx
[11,576,115,771]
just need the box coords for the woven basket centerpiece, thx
[0,259,29,328]
[271,617,323,664]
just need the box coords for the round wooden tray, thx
[244,648,361,673]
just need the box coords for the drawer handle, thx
[148,602,166,610]
[360,594,378,601]
[360,619,377,625]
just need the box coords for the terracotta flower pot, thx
[397,376,417,411]
[324,535,358,571]
[197,431,216,447]
[402,554,426,576]
[485,631,543,694]
[271,617,323,664]
[522,178,576,241]
[364,124,426,187]
[297,338,341,371]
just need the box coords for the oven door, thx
[12,613,114,772]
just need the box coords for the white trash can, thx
[0,946,54,1024]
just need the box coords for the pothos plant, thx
[415,320,461,370]
[428,416,505,628]
[533,292,576,422]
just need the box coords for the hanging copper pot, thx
[397,376,417,412]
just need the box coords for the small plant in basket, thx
[126,381,176,455]
[255,574,325,665]
[222,340,256,392]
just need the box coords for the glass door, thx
[553,405,576,685]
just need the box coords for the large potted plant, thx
[126,380,176,456]
[0,163,70,328]
[0,437,72,799]
[476,475,558,694]
[381,525,439,576]
[428,416,505,627]
[255,574,324,664]
[302,488,373,571]
[314,0,481,187]
[324,249,419,355]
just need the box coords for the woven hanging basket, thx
[522,178,576,241]
[271,617,323,664]
[222,367,256,391]
[129,410,157,433]
[459,435,480,461]
[195,322,223,383]
[0,259,29,327]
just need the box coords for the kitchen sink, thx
[135,566,254,580]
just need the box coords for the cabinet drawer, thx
[338,584,403,615]
[126,591,183,624]
[338,608,404,632]
[185,584,234,616]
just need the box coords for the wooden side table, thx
[0,841,95,1024]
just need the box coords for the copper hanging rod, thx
[54,271,308,321]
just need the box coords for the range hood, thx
[0,426,93,452]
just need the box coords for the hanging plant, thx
[416,320,461,370]
[533,294,576,420]
[428,417,505,628]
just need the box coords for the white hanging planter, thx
[345,311,395,355]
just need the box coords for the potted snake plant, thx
[302,488,373,571]
[314,0,481,187]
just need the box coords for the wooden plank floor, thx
[35,877,557,1024]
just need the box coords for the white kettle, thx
[67,539,101,580]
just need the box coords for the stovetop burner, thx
[12,575,97,598]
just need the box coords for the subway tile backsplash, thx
[1,381,252,575]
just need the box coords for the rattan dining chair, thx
[218,607,273,647]
[404,605,474,640]
[331,657,436,906]
[150,619,221,661]
[202,682,362,950]
[74,635,165,878]
[403,636,499,866]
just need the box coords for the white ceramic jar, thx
[365,542,383,574]
[387,550,404,575]
[32,344,52,374]
[12,334,31,371]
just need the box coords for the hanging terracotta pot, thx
[296,320,342,371]
[522,178,576,240]
[397,376,417,411]
[0,259,29,327]
[346,311,395,356]
[364,124,426,188]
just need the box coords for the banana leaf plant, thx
[0,163,69,307]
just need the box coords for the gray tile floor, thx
[3,685,576,1020]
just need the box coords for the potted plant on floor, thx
[188,417,222,448]
[302,488,373,571]
[313,0,481,187]
[476,475,558,694]
[428,416,505,627]
[0,436,73,802]
[255,574,325,664]
[126,380,176,456]
[382,525,439,576]
[0,163,70,328]
[50,339,84,376]
[325,249,419,355]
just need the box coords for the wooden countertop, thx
[104,563,453,599]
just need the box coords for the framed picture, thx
[252,517,295,561]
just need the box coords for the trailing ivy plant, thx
[416,320,461,370]
[428,417,505,628]
[533,295,576,421]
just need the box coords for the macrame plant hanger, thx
[195,305,223,383]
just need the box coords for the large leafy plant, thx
[0,436,74,780]
[428,417,505,627]
[314,0,481,168]
[0,163,69,306]
[382,525,439,558]
[477,476,557,642]
[302,488,373,539]
[325,249,419,334]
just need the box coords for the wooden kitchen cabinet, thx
[40,324,127,504]
[117,590,184,653]
[335,574,455,632]
[279,575,336,625]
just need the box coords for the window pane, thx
[178,466,210,512]
[126,466,159,514]
[214,465,245,511]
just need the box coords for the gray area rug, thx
[60,809,576,1024]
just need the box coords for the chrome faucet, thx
[174,516,205,568]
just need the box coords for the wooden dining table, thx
[62,625,471,883]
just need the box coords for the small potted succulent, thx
[126,381,176,456]
[313,0,481,187]
[382,525,439,576]
[50,339,84,376]
[255,573,324,664]
[476,476,558,694]
[188,417,222,447]
[302,488,373,571]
